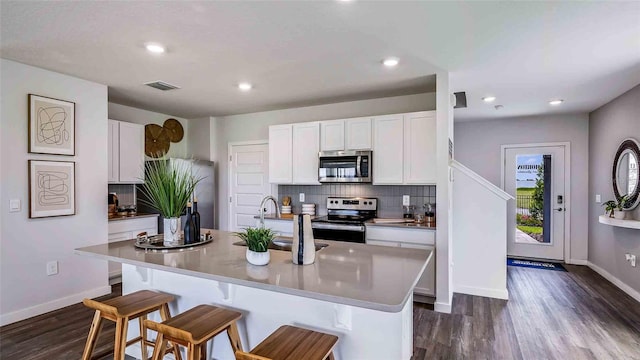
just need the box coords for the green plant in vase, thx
[602,195,630,219]
[236,227,276,265]
[138,158,203,245]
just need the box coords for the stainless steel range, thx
[311,197,377,243]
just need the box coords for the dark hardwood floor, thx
[1,265,639,360]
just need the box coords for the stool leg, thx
[199,344,207,360]
[139,314,148,360]
[160,304,183,360]
[114,317,130,360]
[81,310,104,360]
[151,332,167,360]
[327,352,335,360]
[187,343,197,360]
[227,322,244,353]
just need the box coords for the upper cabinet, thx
[268,124,293,184]
[108,120,145,184]
[345,118,372,150]
[320,117,372,151]
[372,115,404,184]
[320,120,344,151]
[373,111,437,185]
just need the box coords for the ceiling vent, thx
[144,81,181,91]
[453,92,467,109]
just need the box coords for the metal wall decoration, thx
[144,118,184,158]
[29,160,76,218]
[28,94,75,156]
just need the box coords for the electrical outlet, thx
[299,193,305,202]
[403,195,410,206]
[46,261,58,276]
[595,194,601,203]
[625,253,636,267]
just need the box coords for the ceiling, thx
[1,1,639,121]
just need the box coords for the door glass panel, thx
[515,154,550,244]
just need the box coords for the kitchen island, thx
[76,229,431,360]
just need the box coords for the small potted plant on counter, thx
[603,195,630,219]
[236,227,275,266]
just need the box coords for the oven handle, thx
[311,223,365,232]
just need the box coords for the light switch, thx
[595,194,601,203]
[403,195,410,206]
[9,199,20,212]
[299,193,305,202]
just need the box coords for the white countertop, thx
[75,229,431,312]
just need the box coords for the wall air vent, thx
[144,81,181,91]
[453,92,467,109]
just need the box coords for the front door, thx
[228,142,271,231]
[504,145,566,261]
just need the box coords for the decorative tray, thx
[134,233,213,251]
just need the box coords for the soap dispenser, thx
[292,214,316,265]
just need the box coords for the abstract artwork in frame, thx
[29,160,75,218]
[28,94,75,155]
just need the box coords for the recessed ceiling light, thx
[494,105,504,110]
[549,99,564,106]
[382,58,399,67]
[482,96,496,103]
[145,43,165,54]
[238,82,253,91]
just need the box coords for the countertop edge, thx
[74,247,409,313]
[365,222,436,230]
[108,213,159,222]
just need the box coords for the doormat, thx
[507,258,567,271]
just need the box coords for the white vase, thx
[163,217,182,246]
[614,210,628,220]
[246,249,270,266]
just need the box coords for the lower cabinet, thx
[107,216,158,281]
[366,226,436,296]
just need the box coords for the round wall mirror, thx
[612,138,640,210]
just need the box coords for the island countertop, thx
[75,229,431,312]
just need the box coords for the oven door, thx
[311,223,366,243]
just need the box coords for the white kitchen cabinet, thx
[372,115,404,184]
[292,122,321,184]
[345,117,372,150]
[320,120,344,151]
[107,216,158,281]
[268,124,293,184]
[108,120,145,184]
[404,111,437,184]
[366,225,436,296]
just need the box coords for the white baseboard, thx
[587,261,640,303]
[454,285,509,300]
[434,301,451,313]
[0,285,111,326]
[567,259,588,265]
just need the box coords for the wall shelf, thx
[598,215,640,230]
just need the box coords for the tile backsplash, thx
[108,184,136,207]
[278,184,436,218]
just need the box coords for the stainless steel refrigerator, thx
[137,158,215,233]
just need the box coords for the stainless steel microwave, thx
[318,150,372,183]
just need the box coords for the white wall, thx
[454,114,590,263]
[452,161,510,300]
[108,102,189,158]
[589,84,640,297]
[213,92,436,231]
[0,59,110,325]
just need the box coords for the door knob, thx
[554,208,565,212]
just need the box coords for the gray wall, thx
[589,84,640,293]
[454,114,590,262]
[279,184,436,218]
[215,92,436,230]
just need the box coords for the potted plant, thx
[602,195,630,219]
[236,227,275,266]
[138,159,202,245]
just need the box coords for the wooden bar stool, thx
[82,290,181,360]
[235,325,338,360]
[144,304,243,360]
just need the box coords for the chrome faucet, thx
[259,195,281,228]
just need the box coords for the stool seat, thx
[84,290,174,319]
[237,325,338,360]
[145,304,243,360]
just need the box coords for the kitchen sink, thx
[233,238,329,252]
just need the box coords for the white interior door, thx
[229,143,271,231]
[504,146,566,261]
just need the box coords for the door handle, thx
[554,208,565,212]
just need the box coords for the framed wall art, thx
[28,94,75,155]
[29,160,76,218]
